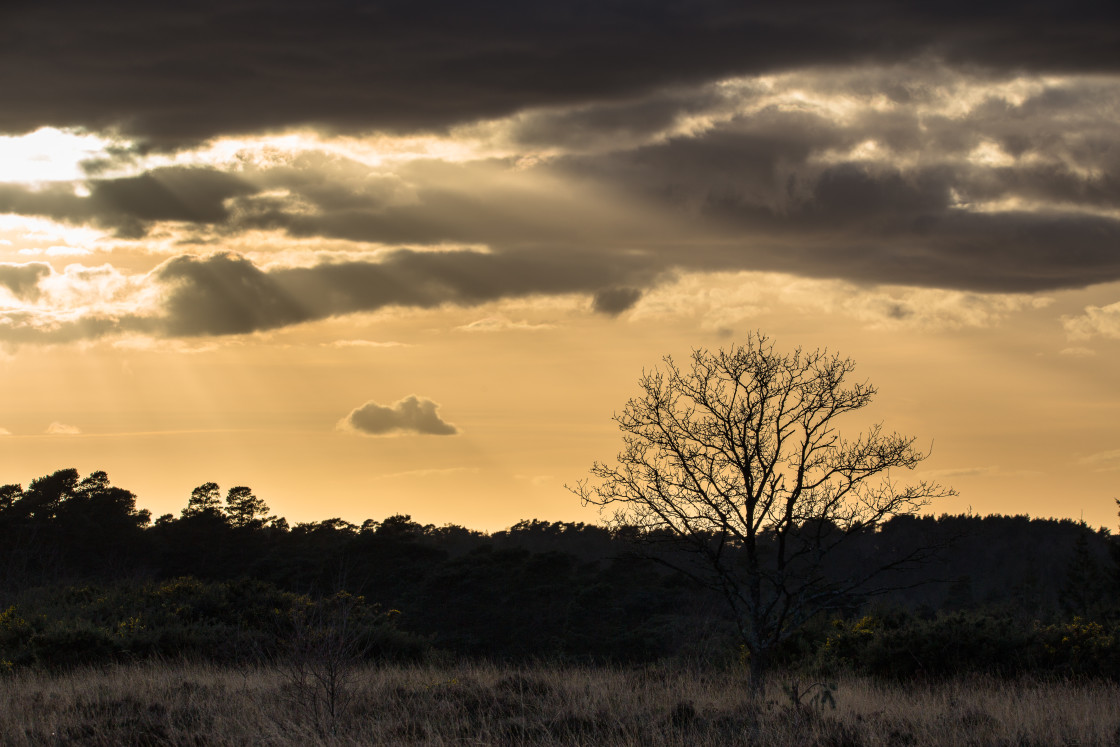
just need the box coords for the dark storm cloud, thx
[226,114,1120,294]
[2,1,1118,147]
[156,253,311,336]
[545,90,1120,292]
[0,168,257,237]
[22,68,1111,308]
[0,263,51,300]
[88,167,258,235]
[340,396,458,436]
[173,108,1120,297]
[1,46,1117,340]
[734,202,1120,293]
[152,249,659,336]
[0,183,94,225]
[649,156,1120,292]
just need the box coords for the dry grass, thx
[1,660,1117,745]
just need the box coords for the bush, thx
[0,578,429,670]
[816,611,1120,680]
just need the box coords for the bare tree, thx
[279,592,372,738]
[571,333,954,691]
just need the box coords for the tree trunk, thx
[747,647,768,700]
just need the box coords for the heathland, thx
[1,469,1118,744]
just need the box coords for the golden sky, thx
[1,4,1119,530]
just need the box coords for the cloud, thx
[149,249,655,337]
[922,465,1042,479]
[3,2,1118,148]
[0,427,11,436]
[0,246,650,343]
[0,261,161,346]
[87,167,258,236]
[1076,448,1120,471]
[323,339,409,348]
[634,271,1045,332]
[0,244,1061,345]
[456,316,555,332]
[0,168,257,237]
[592,287,642,316]
[790,285,1047,331]
[100,69,1120,296]
[155,253,310,336]
[0,263,50,300]
[1064,301,1120,340]
[2,63,1120,342]
[0,183,93,226]
[45,422,81,435]
[338,396,458,436]
[555,92,1120,292]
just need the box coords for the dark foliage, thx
[818,611,1120,680]
[1,468,1118,676]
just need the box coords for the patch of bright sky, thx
[0,215,108,261]
[32,262,158,319]
[0,127,124,184]
[120,129,515,176]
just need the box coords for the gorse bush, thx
[0,578,428,670]
[817,611,1120,680]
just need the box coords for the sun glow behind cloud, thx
[0,50,1118,528]
[0,128,124,184]
[0,63,1115,348]
[10,65,1094,186]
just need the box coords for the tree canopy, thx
[573,333,955,688]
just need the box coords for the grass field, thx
[1,661,1117,745]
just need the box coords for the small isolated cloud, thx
[592,287,642,316]
[339,395,458,436]
[456,316,555,333]
[45,421,81,435]
[0,427,11,436]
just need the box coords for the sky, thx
[0,1,1118,531]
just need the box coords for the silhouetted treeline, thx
[1,469,1118,674]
